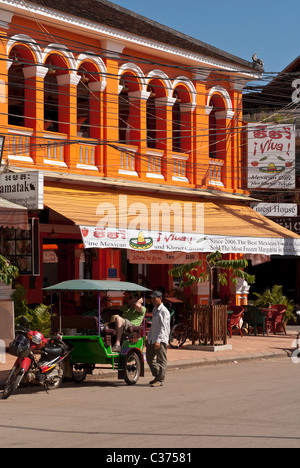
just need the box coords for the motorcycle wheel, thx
[45,361,66,390]
[169,323,188,349]
[2,367,24,399]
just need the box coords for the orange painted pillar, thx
[215,112,233,191]
[230,88,244,192]
[89,81,105,174]
[194,78,210,188]
[155,97,175,183]
[23,66,48,165]
[129,91,150,181]
[57,73,81,168]
[180,104,193,184]
[103,55,121,178]
[0,15,13,163]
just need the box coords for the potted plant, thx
[0,255,19,286]
[169,251,255,306]
[252,285,295,328]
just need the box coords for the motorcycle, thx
[2,318,72,399]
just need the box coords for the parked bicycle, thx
[169,312,192,349]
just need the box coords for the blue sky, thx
[111,0,300,74]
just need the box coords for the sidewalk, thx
[1,329,297,385]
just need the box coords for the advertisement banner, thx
[80,226,300,256]
[128,250,200,265]
[248,124,295,189]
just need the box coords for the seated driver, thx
[112,292,146,353]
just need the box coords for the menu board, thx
[3,218,40,276]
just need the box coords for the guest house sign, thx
[248,124,295,189]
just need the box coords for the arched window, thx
[8,49,25,127]
[118,72,142,145]
[209,98,217,158]
[77,66,91,138]
[146,85,157,149]
[8,45,36,128]
[119,78,130,143]
[208,94,227,159]
[44,56,60,132]
[172,90,181,152]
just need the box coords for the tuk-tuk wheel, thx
[124,352,141,386]
[72,366,88,384]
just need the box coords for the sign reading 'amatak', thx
[0,171,44,210]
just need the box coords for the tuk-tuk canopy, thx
[44,279,151,293]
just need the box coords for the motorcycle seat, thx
[42,344,63,358]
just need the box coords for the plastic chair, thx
[266,305,287,335]
[243,305,266,336]
[228,306,244,338]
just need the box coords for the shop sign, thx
[0,171,44,210]
[251,203,298,217]
[80,226,300,256]
[128,250,200,265]
[272,217,300,236]
[248,124,295,189]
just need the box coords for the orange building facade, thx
[0,0,265,307]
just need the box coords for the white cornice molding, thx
[23,65,48,79]
[0,0,262,80]
[0,8,13,28]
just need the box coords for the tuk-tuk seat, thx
[103,327,116,336]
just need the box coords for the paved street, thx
[0,357,300,448]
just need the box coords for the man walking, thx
[146,291,170,387]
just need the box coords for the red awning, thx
[0,197,28,230]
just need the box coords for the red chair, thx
[228,306,244,338]
[265,305,287,335]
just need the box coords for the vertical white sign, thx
[248,124,295,189]
[0,339,5,364]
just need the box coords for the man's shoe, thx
[151,381,164,387]
[149,378,157,385]
[112,345,121,353]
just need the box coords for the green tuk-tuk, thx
[44,280,151,385]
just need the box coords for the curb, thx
[89,349,291,380]
[0,349,292,388]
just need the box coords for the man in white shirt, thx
[146,291,170,387]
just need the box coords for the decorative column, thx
[101,40,125,178]
[128,90,150,180]
[23,65,48,165]
[57,72,81,168]
[89,80,106,174]
[230,79,249,192]
[193,71,211,187]
[155,96,176,183]
[180,102,194,184]
[215,110,235,191]
[0,11,14,163]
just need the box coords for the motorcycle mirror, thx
[18,316,29,327]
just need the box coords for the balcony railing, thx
[146,149,164,180]
[43,131,67,167]
[209,158,224,187]
[172,152,189,183]
[77,141,97,171]
[118,145,138,176]
[6,127,33,163]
